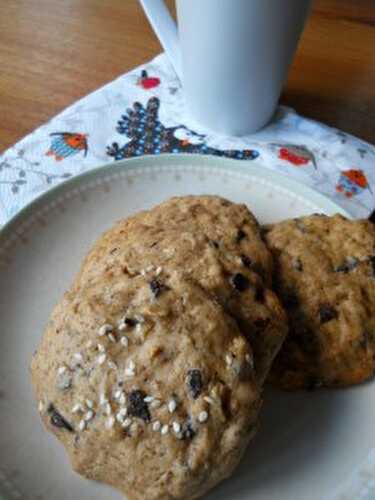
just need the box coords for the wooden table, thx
[1,0,374,152]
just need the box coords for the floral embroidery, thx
[46,133,88,161]
[107,97,259,161]
[137,70,161,90]
[274,144,317,169]
[0,150,71,195]
[336,169,371,198]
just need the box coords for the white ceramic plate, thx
[1,154,373,500]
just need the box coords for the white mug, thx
[140,0,312,136]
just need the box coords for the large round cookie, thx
[31,270,261,500]
[78,196,287,385]
[265,214,375,389]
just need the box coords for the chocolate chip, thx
[236,229,246,243]
[255,285,264,302]
[293,258,303,271]
[319,304,338,324]
[187,369,203,399]
[127,390,150,422]
[149,279,168,298]
[241,255,252,268]
[230,273,250,292]
[48,404,74,432]
[209,240,219,249]
[254,318,270,331]
[283,291,299,308]
[335,257,359,273]
[369,211,375,224]
[181,419,196,440]
[124,317,137,327]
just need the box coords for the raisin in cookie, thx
[31,267,261,499]
[264,214,375,389]
[78,196,287,384]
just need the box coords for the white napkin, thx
[1,53,374,226]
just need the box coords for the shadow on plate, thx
[206,387,350,499]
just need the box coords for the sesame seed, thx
[172,421,181,434]
[225,354,233,367]
[108,360,117,370]
[84,410,94,421]
[97,353,106,365]
[135,314,145,323]
[104,403,112,416]
[108,333,116,343]
[120,336,129,347]
[85,399,94,409]
[161,424,169,435]
[145,265,154,272]
[72,403,84,414]
[152,420,161,432]
[150,399,161,409]
[124,368,135,377]
[119,393,126,405]
[99,394,108,405]
[198,411,209,423]
[116,412,125,423]
[168,399,177,413]
[128,360,135,370]
[57,366,67,375]
[144,396,154,403]
[155,266,162,276]
[204,396,214,405]
[38,401,44,412]
[86,340,93,348]
[74,352,83,362]
[78,420,86,431]
[118,408,127,418]
[122,418,132,428]
[98,324,113,336]
[135,323,142,334]
[105,416,115,429]
[97,343,105,353]
[114,390,122,400]
[118,322,127,332]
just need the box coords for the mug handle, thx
[139,0,182,81]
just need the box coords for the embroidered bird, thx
[107,97,259,161]
[336,169,371,198]
[137,70,161,90]
[272,143,317,169]
[46,133,88,161]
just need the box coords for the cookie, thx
[264,214,375,389]
[31,269,260,500]
[78,196,287,384]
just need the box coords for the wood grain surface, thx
[0,0,374,152]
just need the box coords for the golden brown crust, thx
[31,195,286,499]
[79,196,287,385]
[265,214,375,389]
